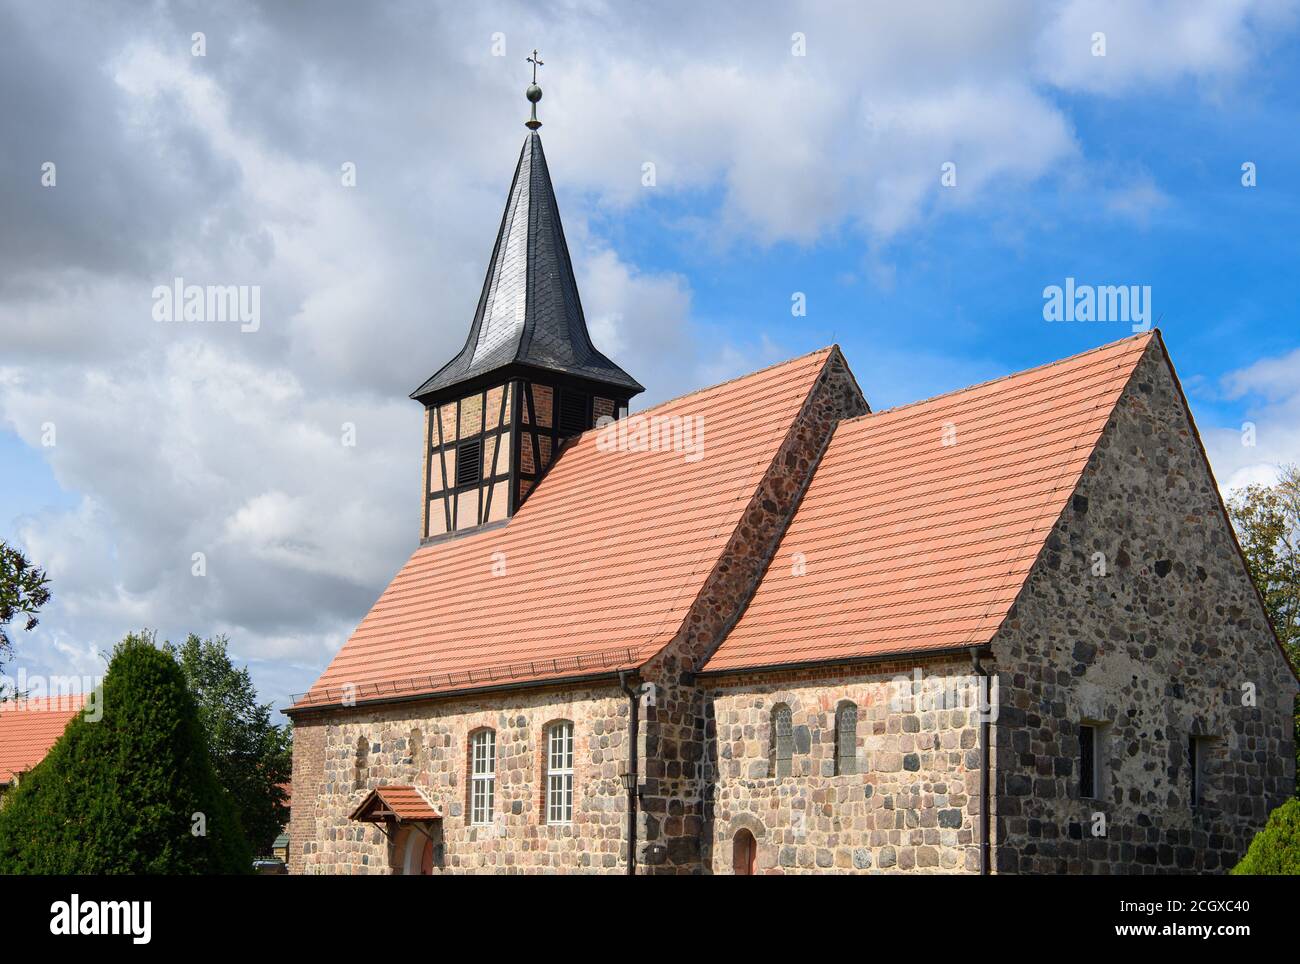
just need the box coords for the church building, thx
[285,72,1298,875]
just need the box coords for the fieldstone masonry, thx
[990,341,1297,873]
[705,658,984,873]
[637,347,868,873]
[290,683,628,874]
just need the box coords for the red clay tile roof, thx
[350,785,441,822]
[296,348,837,708]
[702,332,1154,673]
[0,695,86,784]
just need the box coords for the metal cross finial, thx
[524,49,544,129]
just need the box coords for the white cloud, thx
[1035,0,1298,95]
[3,0,1298,707]
[1202,346,1300,493]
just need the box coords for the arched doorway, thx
[732,828,757,875]
[399,827,435,875]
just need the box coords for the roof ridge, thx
[846,330,1155,424]
[545,346,834,452]
[627,345,835,418]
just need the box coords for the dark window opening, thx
[1079,725,1096,798]
[1189,735,1212,808]
[456,439,482,487]
[559,391,589,434]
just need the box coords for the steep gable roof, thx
[294,349,836,708]
[0,695,85,784]
[702,333,1154,673]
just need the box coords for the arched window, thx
[770,704,793,778]
[469,729,496,825]
[354,735,369,790]
[835,701,858,775]
[732,828,757,875]
[545,721,575,824]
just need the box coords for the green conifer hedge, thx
[0,634,252,873]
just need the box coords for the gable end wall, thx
[990,338,1297,874]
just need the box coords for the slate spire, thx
[411,67,643,404]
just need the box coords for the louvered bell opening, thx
[456,439,483,487]
[558,391,589,435]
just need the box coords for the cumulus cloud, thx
[1034,0,1298,95]
[1,0,1295,706]
[1203,346,1300,492]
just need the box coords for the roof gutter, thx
[693,645,990,681]
[283,668,628,719]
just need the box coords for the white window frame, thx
[470,729,495,826]
[546,721,574,825]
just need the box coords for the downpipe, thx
[969,647,992,876]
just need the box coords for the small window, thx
[770,704,793,778]
[1189,735,1213,808]
[546,721,575,824]
[470,729,496,825]
[354,735,369,790]
[558,391,589,434]
[1079,724,1102,799]
[835,701,858,775]
[456,439,483,487]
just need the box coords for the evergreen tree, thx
[1232,798,1300,875]
[0,633,252,873]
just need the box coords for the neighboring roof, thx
[0,695,86,784]
[702,332,1154,674]
[294,348,835,709]
[411,132,643,402]
[350,785,442,823]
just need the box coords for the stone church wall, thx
[704,656,986,874]
[289,681,630,874]
[990,340,1298,874]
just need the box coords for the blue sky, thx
[3,1,1300,710]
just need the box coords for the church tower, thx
[411,55,643,540]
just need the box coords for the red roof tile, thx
[702,333,1154,673]
[297,349,836,707]
[0,695,86,784]
[350,785,441,822]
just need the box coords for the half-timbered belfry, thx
[411,61,642,540]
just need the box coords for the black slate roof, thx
[411,132,643,402]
